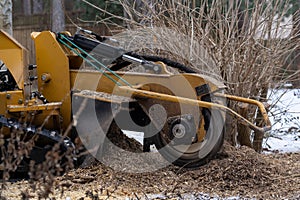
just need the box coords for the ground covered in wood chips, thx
[1,141,299,200]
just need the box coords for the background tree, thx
[51,0,65,32]
[32,0,44,14]
[0,0,12,35]
[23,0,31,15]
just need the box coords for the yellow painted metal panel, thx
[69,70,224,98]
[0,29,24,49]
[0,93,7,115]
[5,90,24,106]
[0,30,28,89]
[32,31,71,129]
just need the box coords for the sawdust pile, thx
[1,142,300,199]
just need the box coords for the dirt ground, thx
[1,140,299,200]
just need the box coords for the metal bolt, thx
[41,74,47,81]
[28,64,37,70]
[172,124,186,138]
[50,131,56,137]
[41,73,51,83]
[29,76,38,81]
[6,94,11,99]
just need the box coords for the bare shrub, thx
[0,125,75,198]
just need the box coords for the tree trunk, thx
[23,0,31,16]
[0,0,12,35]
[32,0,43,14]
[51,0,65,32]
[224,111,237,146]
[237,103,252,148]
[252,86,268,153]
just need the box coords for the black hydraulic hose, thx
[110,52,197,73]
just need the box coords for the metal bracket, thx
[195,83,210,96]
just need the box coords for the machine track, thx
[0,115,75,174]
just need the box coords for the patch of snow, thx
[263,134,300,153]
[263,89,300,153]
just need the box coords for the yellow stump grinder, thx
[0,29,271,172]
